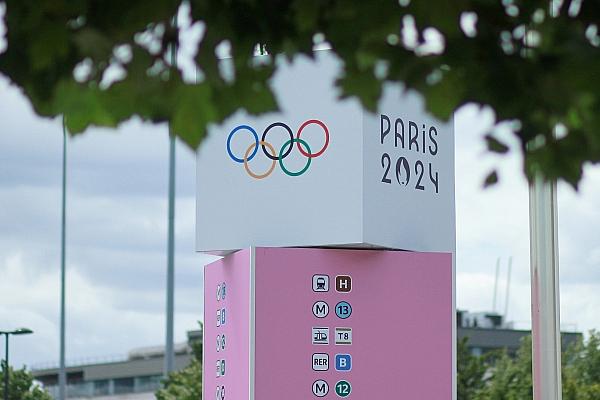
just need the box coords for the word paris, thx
[379,114,441,194]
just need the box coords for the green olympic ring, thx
[278,138,312,177]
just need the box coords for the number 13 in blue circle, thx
[335,301,352,319]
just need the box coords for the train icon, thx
[312,275,329,292]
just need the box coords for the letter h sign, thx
[335,275,352,293]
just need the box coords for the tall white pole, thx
[527,2,562,395]
[492,257,501,312]
[164,15,177,377]
[165,132,176,376]
[59,117,67,399]
[529,174,562,400]
[503,256,512,320]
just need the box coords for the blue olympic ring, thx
[227,125,259,163]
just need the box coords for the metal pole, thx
[165,132,176,376]
[4,334,8,400]
[164,15,177,376]
[529,174,562,400]
[59,117,67,400]
[504,256,512,320]
[492,257,500,312]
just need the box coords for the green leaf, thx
[54,80,118,133]
[1,0,600,187]
[336,65,382,112]
[421,68,464,121]
[29,21,70,71]
[73,28,114,63]
[485,135,510,154]
[483,170,498,187]
[170,82,217,148]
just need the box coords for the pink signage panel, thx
[204,247,452,399]
[203,248,252,400]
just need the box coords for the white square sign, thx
[196,51,455,254]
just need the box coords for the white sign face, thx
[312,353,329,371]
[312,327,329,345]
[362,85,455,253]
[312,275,330,292]
[196,51,455,254]
[312,380,329,397]
[312,301,329,318]
[335,327,352,345]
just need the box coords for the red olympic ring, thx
[296,119,329,158]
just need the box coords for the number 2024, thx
[381,153,439,193]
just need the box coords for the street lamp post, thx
[1,328,34,400]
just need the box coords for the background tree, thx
[457,338,489,399]
[563,330,600,400]
[473,337,533,400]
[1,1,599,186]
[457,332,600,400]
[154,331,600,399]
[154,358,202,400]
[0,364,52,400]
[155,323,203,400]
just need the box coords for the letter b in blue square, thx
[335,354,352,372]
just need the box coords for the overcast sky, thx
[1,59,599,370]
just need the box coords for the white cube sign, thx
[196,51,455,254]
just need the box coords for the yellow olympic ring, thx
[243,141,277,179]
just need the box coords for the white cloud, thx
[454,104,600,335]
[0,75,214,368]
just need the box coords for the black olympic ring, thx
[261,122,294,161]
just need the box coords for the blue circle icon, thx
[335,301,352,319]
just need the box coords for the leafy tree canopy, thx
[458,331,600,400]
[457,338,491,399]
[155,358,202,400]
[0,364,53,400]
[154,329,600,399]
[155,323,203,400]
[1,0,599,186]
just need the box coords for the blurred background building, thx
[30,314,580,399]
[457,310,581,356]
[31,330,202,400]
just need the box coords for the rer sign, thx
[196,51,455,255]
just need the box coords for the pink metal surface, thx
[255,247,452,399]
[203,248,252,400]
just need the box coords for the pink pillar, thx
[204,247,453,400]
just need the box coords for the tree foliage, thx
[155,358,202,400]
[473,336,533,400]
[0,363,52,400]
[155,324,203,400]
[458,331,600,400]
[2,1,598,185]
[457,338,491,399]
[154,330,600,399]
[563,331,600,400]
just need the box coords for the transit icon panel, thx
[203,247,452,399]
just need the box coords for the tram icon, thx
[312,327,329,345]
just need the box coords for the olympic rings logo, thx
[226,119,330,179]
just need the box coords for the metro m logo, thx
[312,301,329,318]
[312,380,329,397]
